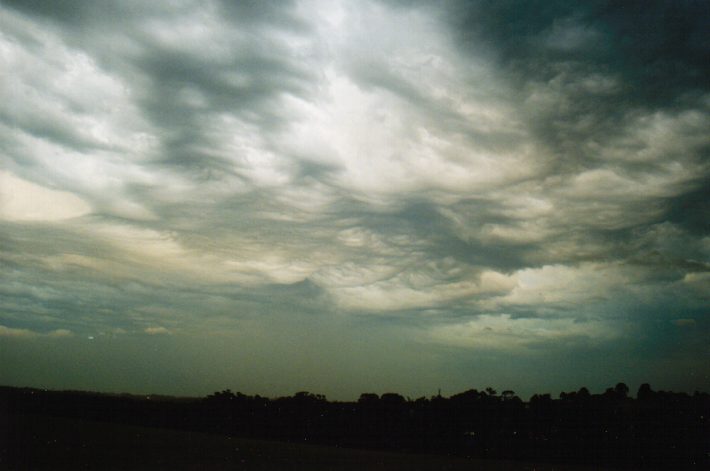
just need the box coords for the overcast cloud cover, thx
[1,0,709,399]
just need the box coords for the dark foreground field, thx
[4,414,607,471]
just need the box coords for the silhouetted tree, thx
[637,383,654,401]
[614,382,629,399]
[358,393,379,404]
[380,393,406,406]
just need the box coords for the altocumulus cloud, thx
[0,0,708,399]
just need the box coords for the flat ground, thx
[2,414,611,470]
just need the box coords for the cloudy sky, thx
[1,0,708,400]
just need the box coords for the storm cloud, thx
[1,0,708,399]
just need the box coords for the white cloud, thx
[0,8,163,222]
[480,263,634,311]
[274,0,536,206]
[428,314,619,351]
[318,264,516,312]
[144,326,170,335]
[0,171,91,221]
[0,325,73,338]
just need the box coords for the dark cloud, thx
[2,0,116,26]
[450,0,710,98]
[446,0,710,176]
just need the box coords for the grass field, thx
[3,414,613,470]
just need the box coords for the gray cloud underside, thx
[1,0,708,397]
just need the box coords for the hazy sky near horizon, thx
[1,0,709,400]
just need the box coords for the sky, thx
[1,0,709,400]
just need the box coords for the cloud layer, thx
[1,0,708,399]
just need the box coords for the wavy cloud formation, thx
[1,0,708,399]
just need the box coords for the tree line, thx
[3,383,708,468]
